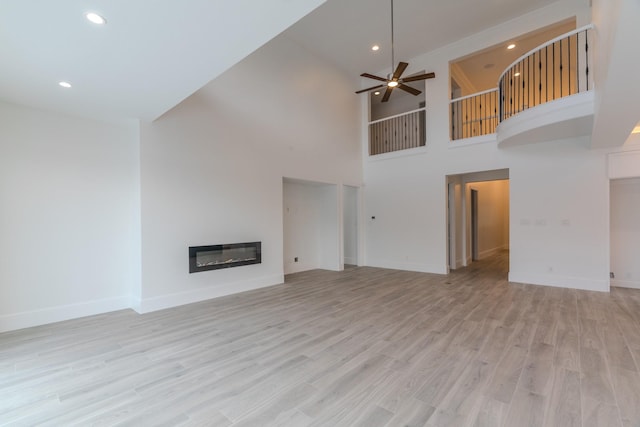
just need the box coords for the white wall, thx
[0,102,140,332]
[343,185,358,265]
[363,0,612,291]
[610,178,640,289]
[283,180,340,274]
[139,34,361,313]
[370,88,425,122]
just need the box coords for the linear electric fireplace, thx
[189,242,261,273]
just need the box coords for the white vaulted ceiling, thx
[0,0,326,121]
[284,0,565,79]
[0,0,572,122]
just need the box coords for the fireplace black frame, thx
[189,242,261,273]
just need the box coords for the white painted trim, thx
[508,272,609,292]
[450,88,499,103]
[129,296,142,313]
[136,274,284,314]
[344,257,357,265]
[449,134,497,148]
[366,259,448,275]
[0,296,131,333]
[285,262,316,275]
[368,145,428,162]
[496,91,594,147]
[608,149,640,179]
[611,279,640,290]
[450,62,478,96]
[478,245,506,260]
[368,107,426,125]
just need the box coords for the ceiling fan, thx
[355,0,435,102]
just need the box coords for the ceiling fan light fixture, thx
[354,0,435,102]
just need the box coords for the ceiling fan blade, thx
[401,72,436,82]
[360,73,388,82]
[398,83,421,96]
[355,84,384,94]
[381,86,394,102]
[392,62,409,81]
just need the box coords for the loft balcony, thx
[365,24,594,157]
[450,24,594,147]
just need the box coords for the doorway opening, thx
[610,178,640,289]
[282,178,340,275]
[343,185,359,268]
[446,169,510,274]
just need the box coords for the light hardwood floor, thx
[2,251,640,426]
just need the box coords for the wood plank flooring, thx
[2,251,640,426]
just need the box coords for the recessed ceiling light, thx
[371,45,380,51]
[374,91,381,95]
[86,12,106,25]
[58,81,72,88]
[514,72,521,77]
[507,43,516,50]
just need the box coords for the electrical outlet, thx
[294,257,298,262]
[610,272,615,279]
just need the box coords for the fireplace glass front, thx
[189,242,261,273]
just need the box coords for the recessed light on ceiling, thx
[371,45,380,51]
[374,91,381,95]
[85,12,107,25]
[507,43,516,50]
[58,81,72,88]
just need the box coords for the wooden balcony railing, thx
[369,108,426,156]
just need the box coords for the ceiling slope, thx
[285,0,564,79]
[0,0,326,122]
[591,0,640,148]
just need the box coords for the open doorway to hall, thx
[446,169,510,275]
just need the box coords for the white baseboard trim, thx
[344,257,357,265]
[0,296,131,333]
[508,272,609,292]
[136,274,284,314]
[366,259,448,275]
[478,245,508,260]
[611,279,640,290]
[284,262,316,275]
[129,296,142,313]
